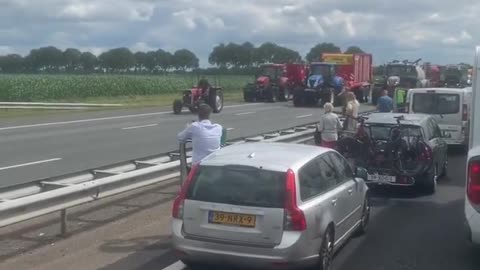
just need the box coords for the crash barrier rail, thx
[0,110,372,235]
[0,102,123,110]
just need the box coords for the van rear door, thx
[411,90,462,141]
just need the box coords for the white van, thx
[406,87,472,147]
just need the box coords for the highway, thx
[0,145,477,270]
[0,102,373,188]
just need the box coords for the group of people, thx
[177,88,394,165]
[316,89,394,149]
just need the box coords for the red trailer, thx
[322,53,373,102]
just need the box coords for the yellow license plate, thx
[208,211,256,227]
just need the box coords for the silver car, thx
[171,142,370,270]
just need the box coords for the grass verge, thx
[0,91,244,119]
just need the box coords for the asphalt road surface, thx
[0,146,477,270]
[0,102,373,188]
[114,150,478,270]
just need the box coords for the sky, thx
[0,0,479,66]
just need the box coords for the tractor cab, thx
[306,62,336,89]
[442,65,462,87]
[256,64,285,87]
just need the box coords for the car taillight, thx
[467,160,480,205]
[418,144,433,162]
[172,164,199,219]
[283,169,306,231]
[462,104,468,121]
[405,103,409,113]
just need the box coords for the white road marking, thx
[0,158,62,171]
[226,127,235,131]
[162,261,186,270]
[235,111,256,116]
[295,114,313,119]
[122,123,158,130]
[0,103,265,132]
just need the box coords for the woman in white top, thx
[344,92,359,134]
[317,103,342,149]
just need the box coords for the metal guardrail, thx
[0,102,123,110]
[0,111,372,235]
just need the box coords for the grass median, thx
[0,91,244,119]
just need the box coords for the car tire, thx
[356,195,370,235]
[422,165,438,195]
[318,227,334,270]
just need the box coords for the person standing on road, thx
[377,90,393,112]
[344,92,360,134]
[317,103,342,149]
[177,104,223,165]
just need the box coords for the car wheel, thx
[356,195,370,235]
[318,227,334,270]
[422,165,438,195]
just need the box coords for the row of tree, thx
[0,42,365,74]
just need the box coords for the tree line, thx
[0,42,366,74]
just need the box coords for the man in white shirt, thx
[177,104,223,164]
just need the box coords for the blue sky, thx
[0,0,478,66]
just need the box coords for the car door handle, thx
[331,199,337,205]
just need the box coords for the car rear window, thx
[367,125,423,141]
[412,93,460,114]
[186,165,286,208]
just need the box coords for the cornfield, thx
[0,74,251,102]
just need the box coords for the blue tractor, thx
[292,62,345,107]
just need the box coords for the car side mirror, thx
[355,167,368,180]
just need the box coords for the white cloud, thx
[0,0,479,65]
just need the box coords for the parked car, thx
[464,46,480,247]
[171,142,370,270]
[341,113,448,194]
[406,87,472,150]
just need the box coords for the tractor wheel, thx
[209,89,224,113]
[173,99,183,114]
[293,93,304,107]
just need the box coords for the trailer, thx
[322,53,373,103]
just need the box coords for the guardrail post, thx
[179,142,188,186]
[60,209,68,236]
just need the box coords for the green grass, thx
[0,91,244,119]
[0,74,250,102]
[0,74,248,119]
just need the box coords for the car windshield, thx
[412,93,460,114]
[310,65,331,76]
[366,124,423,141]
[186,165,286,208]
[387,65,416,77]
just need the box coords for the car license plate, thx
[208,211,256,227]
[367,173,396,183]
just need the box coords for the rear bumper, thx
[443,136,467,146]
[171,219,318,269]
[364,169,416,187]
[465,200,480,245]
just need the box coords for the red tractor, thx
[243,64,289,102]
[172,78,224,114]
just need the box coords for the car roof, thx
[200,142,330,172]
[365,113,430,126]
[408,87,469,94]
